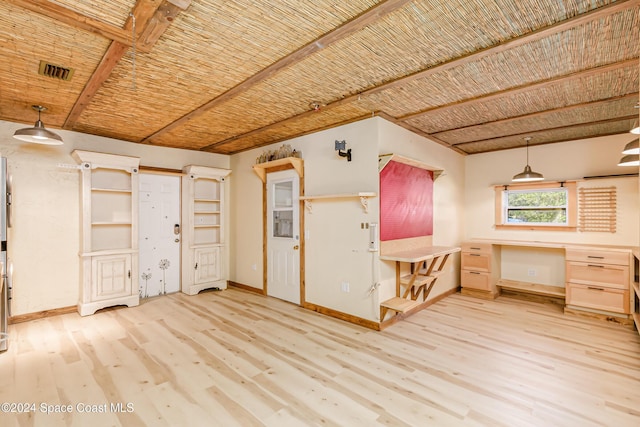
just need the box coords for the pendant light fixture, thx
[630,120,640,135]
[622,138,639,155]
[617,154,640,167]
[512,137,543,182]
[617,138,639,167]
[13,105,64,145]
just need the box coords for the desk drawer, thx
[566,283,629,314]
[565,249,629,266]
[461,270,491,290]
[461,252,491,272]
[461,242,492,254]
[566,262,628,290]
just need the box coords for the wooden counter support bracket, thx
[380,251,453,320]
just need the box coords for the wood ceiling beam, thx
[8,0,134,46]
[453,115,638,149]
[365,0,640,98]
[200,0,638,153]
[375,112,468,155]
[63,0,189,129]
[141,0,414,144]
[434,92,640,143]
[399,59,638,123]
[216,113,379,155]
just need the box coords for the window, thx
[495,182,576,230]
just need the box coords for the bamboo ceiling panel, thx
[405,66,640,137]
[146,0,614,149]
[458,121,635,154]
[1,0,638,155]
[52,0,135,28]
[0,2,109,126]
[365,11,640,120]
[73,0,379,141]
[432,96,639,144]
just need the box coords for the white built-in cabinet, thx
[181,165,231,295]
[72,150,140,316]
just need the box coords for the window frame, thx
[494,181,577,231]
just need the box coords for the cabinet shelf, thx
[299,192,376,214]
[253,157,303,183]
[91,187,132,193]
[183,165,230,295]
[73,149,140,316]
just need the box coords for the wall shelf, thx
[299,192,376,213]
[378,153,444,179]
[253,157,303,182]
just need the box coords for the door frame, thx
[261,163,305,304]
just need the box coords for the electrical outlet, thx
[528,268,537,277]
[341,281,350,292]
[251,264,257,271]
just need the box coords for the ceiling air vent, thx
[38,60,74,81]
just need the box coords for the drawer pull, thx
[587,287,605,291]
[587,255,605,259]
[587,264,605,268]
[470,247,481,250]
[469,254,481,257]
[469,271,481,275]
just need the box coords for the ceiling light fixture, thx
[622,138,639,155]
[13,105,64,145]
[617,154,640,167]
[512,137,544,182]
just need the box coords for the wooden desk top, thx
[379,245,461,263]
[467,238,635,253]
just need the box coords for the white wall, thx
[229,117,466,323]
[0,120,229,316]
[464,134,639,246]
[230,118,381,320]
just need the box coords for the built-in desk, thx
[379,245,460,320]
[462,239,636,325]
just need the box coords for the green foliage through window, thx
[503,188,568,225]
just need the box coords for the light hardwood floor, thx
[0,289,639,426]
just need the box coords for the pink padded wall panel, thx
[380,160,433,241]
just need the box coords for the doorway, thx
[139,173,181,298]
[266,169,301,304]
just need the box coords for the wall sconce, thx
[335,140,352,161]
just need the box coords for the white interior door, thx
[266,170,300,304]
[139,173,181,298]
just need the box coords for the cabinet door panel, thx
[461,242,492,254]
[461,252,491,272]
[194,247,221,284]
[566,262,628,289]
[461,270,491,290]
[566,283,629,314]
[92,255,132,301]
[565,249,629,266]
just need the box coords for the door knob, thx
[175,238,180,243]
[293,245,299,250]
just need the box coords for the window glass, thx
[505,188,568,225]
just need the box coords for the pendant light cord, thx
[130,12,137,91]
